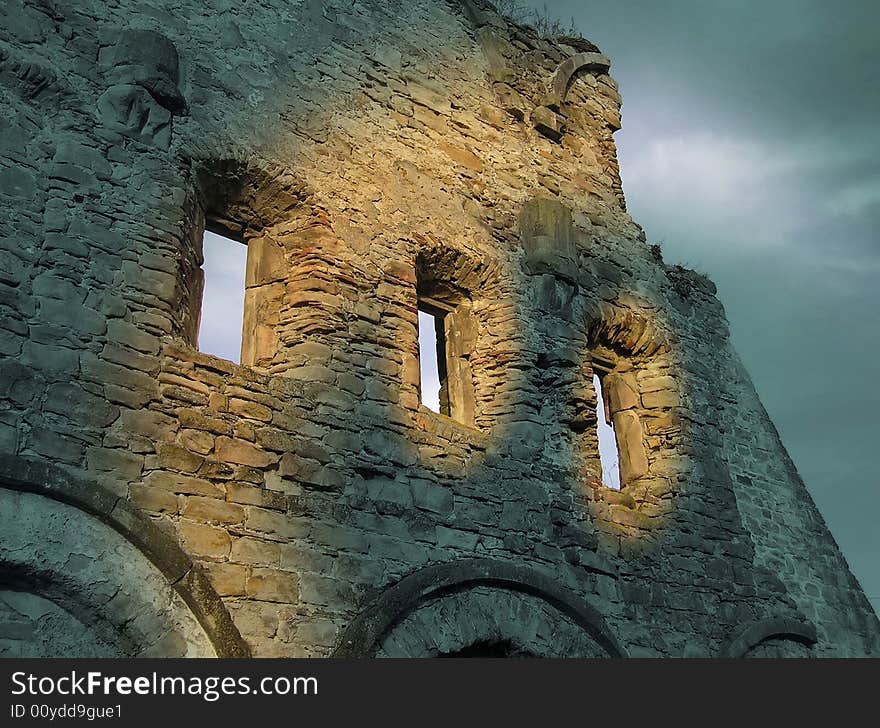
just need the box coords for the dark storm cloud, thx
[527,1,880,610]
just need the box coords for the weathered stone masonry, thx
[1,0,877,657]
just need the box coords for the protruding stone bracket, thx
[0,454,251,658]
[332,557,624,658]
[519,196,576,278]
[719,617,818,658]
[531,105,564,142]
[100,29,187,114]
[548,51,612,108]
[96,29,187,147]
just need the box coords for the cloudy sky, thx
[526,0,879,612]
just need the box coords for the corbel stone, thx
[96,29,186,147]
[531,104,564,141]
[102,29,187,114]
[519,197,577,278]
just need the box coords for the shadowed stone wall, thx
[0,0,877,657]
[0,488,216,657]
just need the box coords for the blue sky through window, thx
[593,373,621,490]
[418,310,441,413]
[198,231,247,364]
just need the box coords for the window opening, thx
[198,229,247,364]
[417,301,450,415]
[593,372,621,490]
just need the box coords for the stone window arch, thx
[591,356,646,487]
[177,159,308,369]
[583,302,677,493]
[407,242,505,429]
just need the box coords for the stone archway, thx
[0,488,212,657]
[333,558,625,658]
[0,455,249,657]
[719,617,817,658]
[375,585,612,658]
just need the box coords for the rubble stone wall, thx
[0,0,877,657]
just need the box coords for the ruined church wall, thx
[0,0,877,657]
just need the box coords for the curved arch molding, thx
[0,454,250,658]
[333,557,626,657]
[550,52,611,107]
[719,617,817,658]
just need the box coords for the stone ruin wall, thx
[0,0,878,657]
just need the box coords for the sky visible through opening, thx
[593,374,621,490]
[199,231,246,364]
[418,310,442,413]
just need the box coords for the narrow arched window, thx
[592,372,621,490]
[415,282,475,425]
[417,304,447,415]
